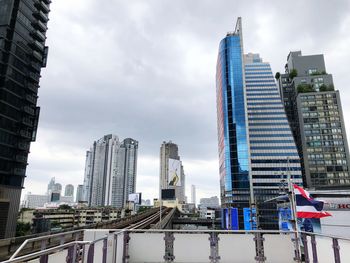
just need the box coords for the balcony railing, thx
[3,229,350,263]
[32,19,47,32]
[33,10,49,23]
[31,30,46,42]
[34,1,50,13]
[27,83,38,93]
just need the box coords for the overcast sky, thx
[23,0,350,203]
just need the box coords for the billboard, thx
[128,193,142,204]
[221,208,239,230]
[161,189,175,200]
[278,207,321,233]
[168,158,181,187]
[243,207,257,230]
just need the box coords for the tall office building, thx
[64,184,74,197]
[47,177,55,192]
[0,0,50,238]
[83,135,138,208]
[159,141,186,203]
[216,18,302,229]
[191,184,196,204]
[277,51,350,190]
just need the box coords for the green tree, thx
[289,69,298,79]
[275,72,280,80]
[16,222,31,237]
[58,204,72,210]
[297,84,315,93]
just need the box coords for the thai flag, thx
[293,184,332,218]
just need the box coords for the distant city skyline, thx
[22,0,350,205]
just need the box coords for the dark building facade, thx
[277,51,350,190]
[0,0,50,238]
[276,51,350,192]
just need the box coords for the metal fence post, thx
[87,243,95,263]
[332,238,341,263]
[254,232,266,263]
[209,232,220,263]
[310,235,318,263]
[123,231,130,263]
[66,245,75,263]
[301,233,310,263]
[164,231,175,262]
[102,238,108,263]
[39,239,48,263]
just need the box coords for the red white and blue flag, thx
[293,184,331,218]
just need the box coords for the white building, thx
[24,193,48,209]
[64,184,74,197]
[191,185,196,205]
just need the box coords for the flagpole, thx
[287,158,301,262]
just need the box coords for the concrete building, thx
[76,184,84,202]
[215,18,302,229]
[23,193,48,209]
[277,51,350,190]
[0,0,51,238]
[159,141,186,203]
[191,185,196,205]
[64,184,74,197]
[83,135,138,208]
[29,207,122,233]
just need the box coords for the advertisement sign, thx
[278,207,321,233]
[231,208,239,230]
[128,193,141,204]
[221,208,228,229]
[243,207,257,230]
[168,158,181,186]
[161,189,175,200]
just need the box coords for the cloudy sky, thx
[24,0,350,203]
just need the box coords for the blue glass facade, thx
[216,19,250,214]
[216,18,303,229]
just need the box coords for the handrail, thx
[3,241,90,263]
[299,231,350,242]
[9,229,83,260]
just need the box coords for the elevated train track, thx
[0,207,171,261]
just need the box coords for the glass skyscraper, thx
[216,18,302,229]
[0,0,50,238]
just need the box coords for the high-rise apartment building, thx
[159,141,185,203]
[0,0,50,238]
[64,184,74,197]
[76,184,84,203]
[83,135,138,208]
[216,18,302,229]
[277,51,350,190]
[191,184,196,204]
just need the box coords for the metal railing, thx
[3,228,350,263]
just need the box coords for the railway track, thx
[0,207,171,261]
